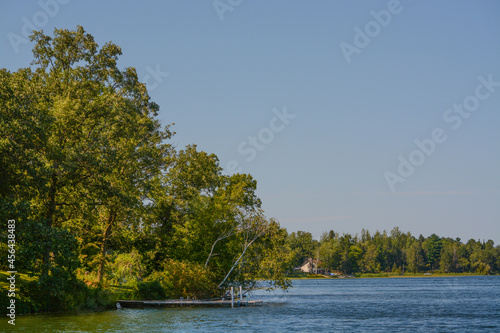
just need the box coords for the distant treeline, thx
[287,228,500,275]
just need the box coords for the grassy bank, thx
[0,270,135,315]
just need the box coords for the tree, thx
[1,26,172,284]
[338,234,361,274]
[287,231,316,268]
[319,236,342,273]
[359,243,380,273]
[0,61,61,269]
[142,145,289,294]
[406,241,425,273]
[423,234,443,271]
[237,219,293,291]
[439,239,460,273]
[0,68,49,206]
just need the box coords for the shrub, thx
[81,286,119,310]
[147,259,218,299]
[107,251,145,286]
[0,288,38,315]
[133,280,166,300]
[21,274,88,312]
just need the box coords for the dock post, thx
[231,287,234,308]
[239,286,243,307]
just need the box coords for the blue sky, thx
[2,0,499,243]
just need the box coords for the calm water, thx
[4,276,500,332]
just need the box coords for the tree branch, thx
[217,222,267,289]
[205,227,234,268]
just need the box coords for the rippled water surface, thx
[6,276,500,332]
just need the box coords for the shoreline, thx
[289,272,493,280]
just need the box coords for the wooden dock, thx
[117,299,263,309]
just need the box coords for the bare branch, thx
[205,227,234,268]
[217,219,268,289]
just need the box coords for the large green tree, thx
[1,26,172,283]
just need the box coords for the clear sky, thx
[2,0,499,243]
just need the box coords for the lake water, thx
[5,276,500,332]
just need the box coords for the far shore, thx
[289,272,494,280]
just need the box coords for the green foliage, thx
[0,25,295,313]
[306,228,500,275]
[287,231,317,268]
[423,234,443,270]
[20,274,88,312]
[18,221,80,275]
[107,251,145,285]
[234,219,293,291]
[146,260,218,299]
[0,288,38,315]
[133,280,166,300]
[141,145,290,293]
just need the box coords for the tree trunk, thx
[42,170,58,277]
[97,210,115,284]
